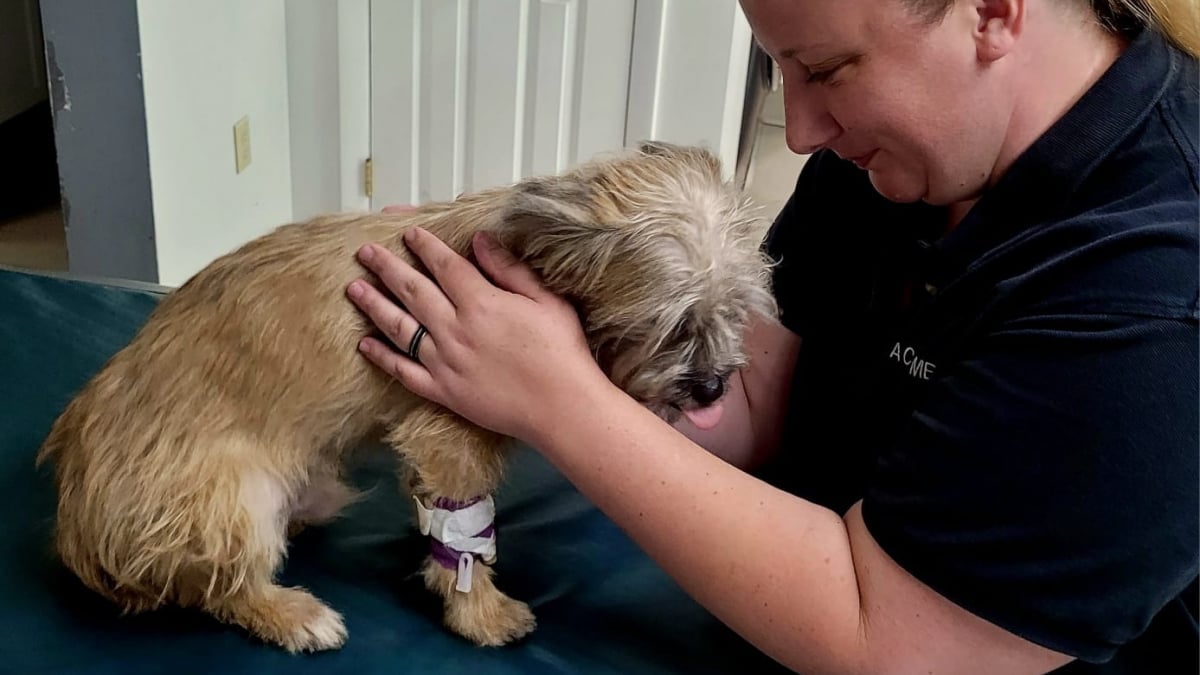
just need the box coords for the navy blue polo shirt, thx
[762,27,1198,673]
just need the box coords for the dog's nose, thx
[690,375,725,406]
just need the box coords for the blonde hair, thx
[1128,0,1199,56]
[908,0,1199,58]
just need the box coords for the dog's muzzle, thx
[413,495,497,593]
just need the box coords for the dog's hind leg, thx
[208,583,347,653]
[287,460,360,537]
[194,465,347,652]
[386,406,534,647]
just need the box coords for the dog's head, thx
[494,141,778,428]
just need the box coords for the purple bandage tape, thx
[428,496,496,570]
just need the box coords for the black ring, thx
[407,324,428,363]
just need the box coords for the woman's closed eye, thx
[805,66,841,84]
[803,55,861,85]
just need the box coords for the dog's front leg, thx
[385,406,534,646]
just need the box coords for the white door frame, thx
[624,0,752,181]
[337,0,372,213]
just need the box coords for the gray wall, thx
[40,0,158,283]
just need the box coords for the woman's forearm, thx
[530,380,869,675]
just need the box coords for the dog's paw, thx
[285,599,348,653]
[220,586,348,653]
[447,593,536,647]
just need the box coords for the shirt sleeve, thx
[861,309,1199,663]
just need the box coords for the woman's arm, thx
[530,378,1072,675]
[347,229,1074,675]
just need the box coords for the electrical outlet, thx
[233,115,252,173]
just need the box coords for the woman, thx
[345,0,1198,672]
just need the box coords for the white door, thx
[369,0,635,208]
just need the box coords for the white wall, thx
[137,0,295,287]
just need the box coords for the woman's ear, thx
[974,0,1023,63]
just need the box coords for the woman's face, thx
[741,0,1015,206]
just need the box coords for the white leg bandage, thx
[413,495,497,593]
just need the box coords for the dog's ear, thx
[502,176,595,235]
[637,139,688,157]
[636,140,722,181]
[493,176,622,297]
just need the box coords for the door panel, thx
[369,0,635,208]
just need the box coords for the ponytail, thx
[1094,0,1200,57]
[1143,0,1199,58]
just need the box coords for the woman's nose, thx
[783,82,841,155]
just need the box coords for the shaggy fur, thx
[35,142,777,652]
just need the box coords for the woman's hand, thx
[346,227,609,443]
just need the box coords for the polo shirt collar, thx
[931,27,1183,279]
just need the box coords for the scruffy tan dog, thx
[36,142,777,653]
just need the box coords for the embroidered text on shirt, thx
[889,342,937,381]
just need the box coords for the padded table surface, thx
[0,267,788,674]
